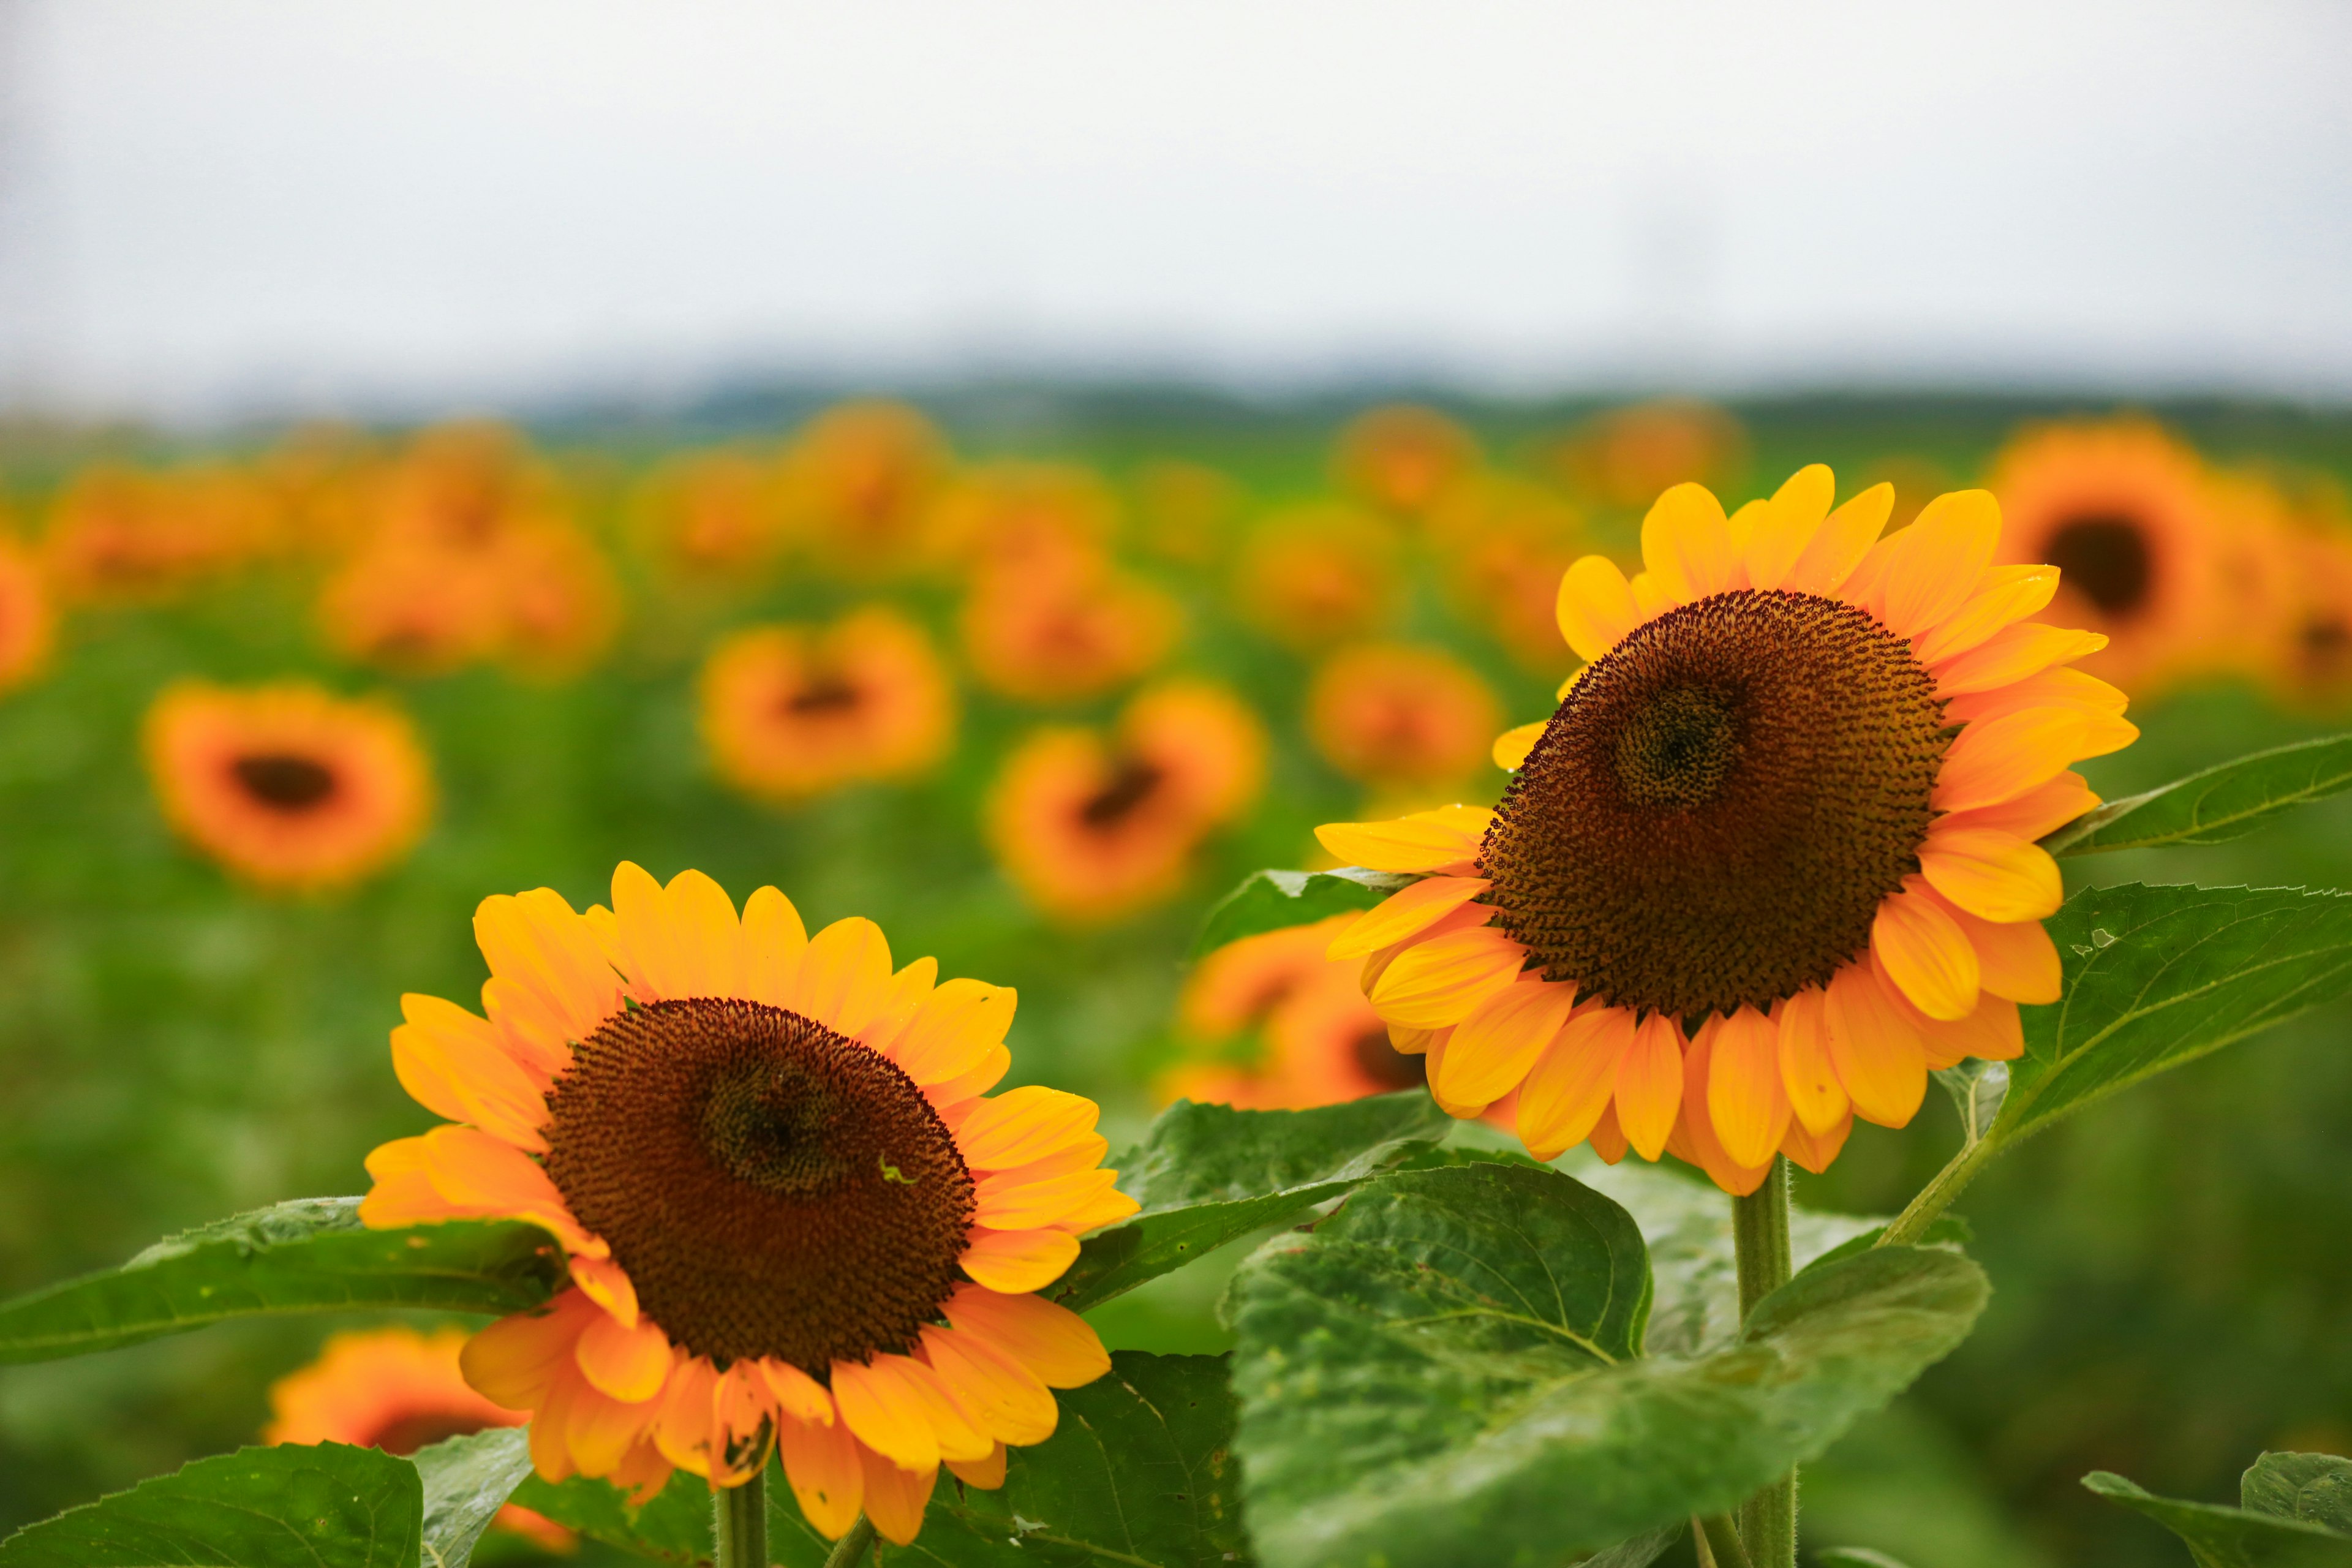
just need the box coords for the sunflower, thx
[779,402,952,579]
[2269,483,2352,710]
[361,864,1137,1545]
[265,1327,573,1552]
[43,464,274,602]
[987,682,1265,922]
[700,608,956,802]
[1158,918,1424,1110]
[1986,418,2277,693]
[0,537,56,695]
[1131,461,1243,568]
[1306,643,1502,795]
[316,542,509,676]
[1333,405,1480,520]
[631,451,787,580]
[960,549,1181,705]
[1231,503,1401,652]
[145,680,434,891]
[1319,466,2135,1193]
[1428,475,1588,675]
[926,464,1117,578]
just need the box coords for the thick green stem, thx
[820,1515,876,1568]
[1697,1512,1753,1568]
[714,1469,767,1568]
[1876,1134,1999,1248]
[1732,1158,1796,1568]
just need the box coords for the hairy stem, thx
[1877,1133,2000,1248]
[821,1515,877,1568]
[1732,1158,1796,1568]
[714,1468,768,1568]
[1697,1512,1754,1568]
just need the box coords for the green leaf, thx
[1229,1165,1987,1568]
[0,1198,565,1364]
[1192,868,1412,958]
[1816,1551,1918,1568]
[2084,1469,2352,1567]
[2045,733,2352,855]
[1989,884,2352,1150]
[509,1469,712,1567]
[415,1428,538,1568]
[0,1442,421,1568]
[1052,1092,1453,1313]
[2245,1454,2352,1536]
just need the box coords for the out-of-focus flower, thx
[778,401,952,578]
[962,550,1181,704]
[927,464,1116,578]
[700,607,957,802]
[265,1327,573,1553]
[987,681,1265,922]
[1548,401,1747,511]
[258,423,382,558]
[1334,405,1480,520]
[1131,460,1243,567]
[1306,643,1502,792]
[1858,456,1959,533]
[43,463,279,602]
[1158,917,1427,1109]
[145,680,433,891]
[631,450,787,579]
[491,520,624,679]
[1231,502,1401,652]
[0,535,57,695]
[1428,475,1588,674]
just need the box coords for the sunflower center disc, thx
[541,997,976,1374]
[1482,588,1948,1020]
[2043,514,2152,616]
[231,752,339,810]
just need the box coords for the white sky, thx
[1,0,2348,420]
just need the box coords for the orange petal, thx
[1329,876,1491,960]
[1367,925,1528,1029]
[861,957,941,1055]
[472,888,622,1057]
[526,1370,581,1483]
[957,1086,1101,1172]
[576,1311,673,1404]
[1910,564,2060,666]
[1586,1100,1630,1164]
[1705,1006,1791,1170]
[461,1292,597,1411]
[1943,665,2129,727]
[1313,807,1493,874]
[1744,465,1835,591]
[1933,621,2108,696]
[565,1378,664,1480]
[1931,771,2099,842]
[1436,976,1577,1108]
[1782,482,1893,595]
[1514,1005,1633,1160]
[946,1444,1008,1490]
[710,1361,782,1485]
[1779,1110,1853,1175]
[665,869,745,1000]
[775,1409,863,1539]
[1917,884,2063,1005]
[759,1359,835,1428]
[943,1285,1110,1389]
[1050,1185,1144,1235]
[1492,721,1546,771]
[567,1254,639,1330]
[1641,483,1737,602]
[831,1357,941,1472]
[1920,993,2025,1065]
[1775,987,1849,1137]
[890,978,1018,1087]
[1932,709,2090,813]
[1825,961,1928,1128]
[1920,827,2063,922]
[1874,489,2002,638]
[858,1444,937,1546]
[1872,882,1981,1021]
[919,1325,1058,1448]
[739,885,810,1008]
[415,1124,603,1257]
[1556,554,1644,661]
[889,1354,995,1464]
[652,1357,719,1475]
[1613,1012,1684,1161]
[959,1227,1080,1294]
[610,861,694,1003]
[796,916,896,1036]
[1677,1022,1775,1197]
[924,1043,1012,1112]
[391,993,549,1152]
[975,1167,1126,1232]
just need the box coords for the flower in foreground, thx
[360,864,1137,1544]
[144,680,433,891]
[264,1325,573,1551]
[1319,466,2137,1193]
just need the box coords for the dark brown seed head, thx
[541,997,975,1375]
[2043,514,2152,616]
[232,752,339,810]
[1480,588,1948,1021]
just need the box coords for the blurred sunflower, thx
[265,1327,573,1551]
[1333,405,1480,521]
[700,608,956,802]
[0,535,56,694]
[1131,460,1243,567]
[961,551,1181,704]
[1428,475,1589,674]
[1988,419,2278,693]
[779,401,952,579]
[926,464,1117,577]
[1158,917,1425,1110]
[1231,502,1401,652]
[362,864,1135,1545]
[1322,466,2134,1193]
[987,682,1265,922]
[1550,401,1747,511]
[630,450,787,580]
[490,520,625,679]
[2269,482,2352,709]
[1305,643,1502,797]
[43,463,276,602]
[144,680,434,891]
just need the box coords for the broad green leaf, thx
[510,1468,711,1567]
[1052,1092,1453,1313]
[2244,1454,2352,1535]
[1192,867,1411,957]
[0,1443,421,1568]
[1989,884,2352,1149]
[2045,733,2352,856]
[0,1198,565,1364]
[1229,1165,1987,1568]
[2084,1470,2352,1567]
[415,1428,538,1568]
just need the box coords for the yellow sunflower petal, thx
[795,916,895,1036]
[1436,976,1576,1109]
[775,1409,863,1539]
[461,1294,596,1411]
[1872,883,1981,1021]
[920,1325,1058,1448]
[1779,1110,1854,1175]
[473,888,622,1054]
[575,1311,673,1404]
[830,1358,941,1472]
[650,1357,717,1475]
[1676,1026,1775,1197]
[1613,1012,1684,1161]
[1640,483,1737,603]
[355,1145,454,1231]
[1329,876,1491,960]
[415,1125,605,1257]
[1705,1006,1790,1170]
[1775,987,1849,1137]
[1910,565,2060,666]
[1744,464,1836,590]
[925,1043,1012,1110]
[567,1254,639,1329]
[1931,771,2100,842]
[946,1444,1008,1490]
[1492,721,1545,771]
[565,1380,664,1478]
[664,869,744,1000]
[526,1373,581,1483]
[1555,554,1644,662]
[1932,709,2091,813]
[611,862,694,1002]
[739,886,810,1009]
[1932,621,2108,696]
[974,1167,1125,1232]
[1824,961,1928,1128]
[391,993,549,1152]
[1920,994,2025,1066]
[1920,887,2062,1005]
[957,1085,1101,1172]
[1514,1005,1630,1161]
[889,978,1017,1088]
[1943,665,2130,726]
[1366,925,1528,1029]
[858,1446,937,1545]
[862,957,941,1054]
[942,1285,1109,1389]
[1782,482,1893,595]
[1872,489,2002,639]
[959,1227,1080,1294]
[1313,807,1493,874]
[1920,827,2063,922]
[758,1359,833,1428]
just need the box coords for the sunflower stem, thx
[714,1469,768,1568]
[820,1515,877,1568]
[1731,1157,1796,1568]
[1697,1512,1754,1568]
[1877,1133,1999,1248]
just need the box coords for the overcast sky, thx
[1,0,2348,421]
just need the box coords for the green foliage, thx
[0,1443,420,1568]
[415,1429,540,1568]
[512,1459,712,1567]
[1191,869,1411,957]
[2048,733,2352,856]
[1226,1164,1988,1568]
[1052,1093,1453,1312]
[2084,1453,2352,1567]
[0,1199,562,1364]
